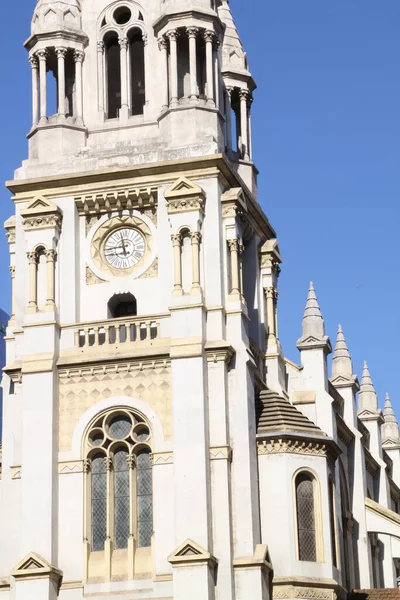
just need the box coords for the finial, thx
[331,324,353,378]
[383,393,397,423]
[382,392,400,443]
[301,282,325,338]
[358,361,378,413]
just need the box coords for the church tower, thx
[1,1,275,599]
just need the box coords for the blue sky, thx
[0,1,399,412]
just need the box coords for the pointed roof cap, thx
[297,282,331,352]
[256,389,325,436]
[331,325,353,379]
[383,393,397,424]
[358,361,378,413]
[219,0,254,84]
[31,0,82,36]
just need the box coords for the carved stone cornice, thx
[364,447,380,476]
[336,414,354,446]
[165,176,206,214]
[221,187,247,219]
[257,434,341,461]
[20,196,63,233]
[205,341,235,364]
[75,186,158,216]
[259,239,282,275]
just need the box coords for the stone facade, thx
[1,1,399,599]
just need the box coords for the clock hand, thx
[121,237,128,256]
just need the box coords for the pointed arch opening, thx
[294,469,324,563]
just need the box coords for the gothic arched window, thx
[85,409,153,552]
[128,29,146,115]
[295,471,323,562]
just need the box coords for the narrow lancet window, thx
[91,454,107,551]
[296,472,317,561]
[137,450,153,547]
[129,31,145,115]
[105,33,121,119]
[114,447,130,549]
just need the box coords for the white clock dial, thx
[104,228,145,269]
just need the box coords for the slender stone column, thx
[171,233,183,296]
[239,88,250,160]
[56,47,67,117]
[204,31,215,105]
[224,87,233,152]
[167,30,179,108]
[74,50,85,123]
[158,37,169,110]
[45,249,56,309]
[37,50,48,123]
[9,266,16,321]
[27,251,38,312]
[187,27,199,101]
[97,41,105,113]
[118,37,129,119]
[265,287,276,342]
[190,232,202,293]
[213,40,220,110]
[104,456,113,581]
[247,95,253,160]
[29,55,39,127]
[228,239,240,296]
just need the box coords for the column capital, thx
[45,249,57,262]
[97,40,105,53]
[127,455,137,469]
[157,36,167,51]
[239,88,251,101]
[73,50,85,63]
[9,266,16,278]
[104,457,113,472]
[171,233,182,246]
[29,55,38,69]
[187,26,199,38]
[36,49,48,61]
[118,36,129,50]
[190,231,202,244]
[142,32,148,46]
[225,85,234,97]
[227,239,239,253]
[27,251,38,265]
[55,47,68,59]
[166,29,179,42]
[204,30,216,43]
[238,242,245,255]
[83,458,91,473]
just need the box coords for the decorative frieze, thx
[257,438,329,458]
[21,197,63,233]
[75,186,158,216]
[273,585,337,600]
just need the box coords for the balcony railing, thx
[70,314,169,351]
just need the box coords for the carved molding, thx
[273,585,338,600]
[75,186,158,216]
[210,446,232,462]
[20,197,63,233]
[4,216,16,244]
[59,461,84,474]
[165,177,206,215]
[257,439,329,458]
[152,451,173,466]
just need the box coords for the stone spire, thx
[332,325,352,377]
[219,0,248,72]
[382,393,400,445]
[297,282,331,352]
[358,362,378,414]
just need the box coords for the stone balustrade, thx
[73,315,166,350]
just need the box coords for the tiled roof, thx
[351,590,400,600]
[256,389,325,436]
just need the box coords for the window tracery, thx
[98,2,147,119]
[85,409,153,553]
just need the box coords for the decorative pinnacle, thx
[301,282,325,339]
[358,361,378,412]
[332,324,353,378]
[383,393,397,423]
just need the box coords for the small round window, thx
[113,6,132,25]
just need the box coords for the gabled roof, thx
[256,389,325,437]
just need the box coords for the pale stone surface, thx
[1,0,400,599]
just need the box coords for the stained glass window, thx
[114,448,130,549]
[137,450,153,547]
[91,454,107,551]
[296,473,317,562]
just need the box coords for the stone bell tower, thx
[1,1,276,599]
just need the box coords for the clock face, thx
[104,228,145,269]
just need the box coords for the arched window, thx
[295,471,323,562]
[85,409,153,553]
[128,29,145,115]
[105,32,121,119]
